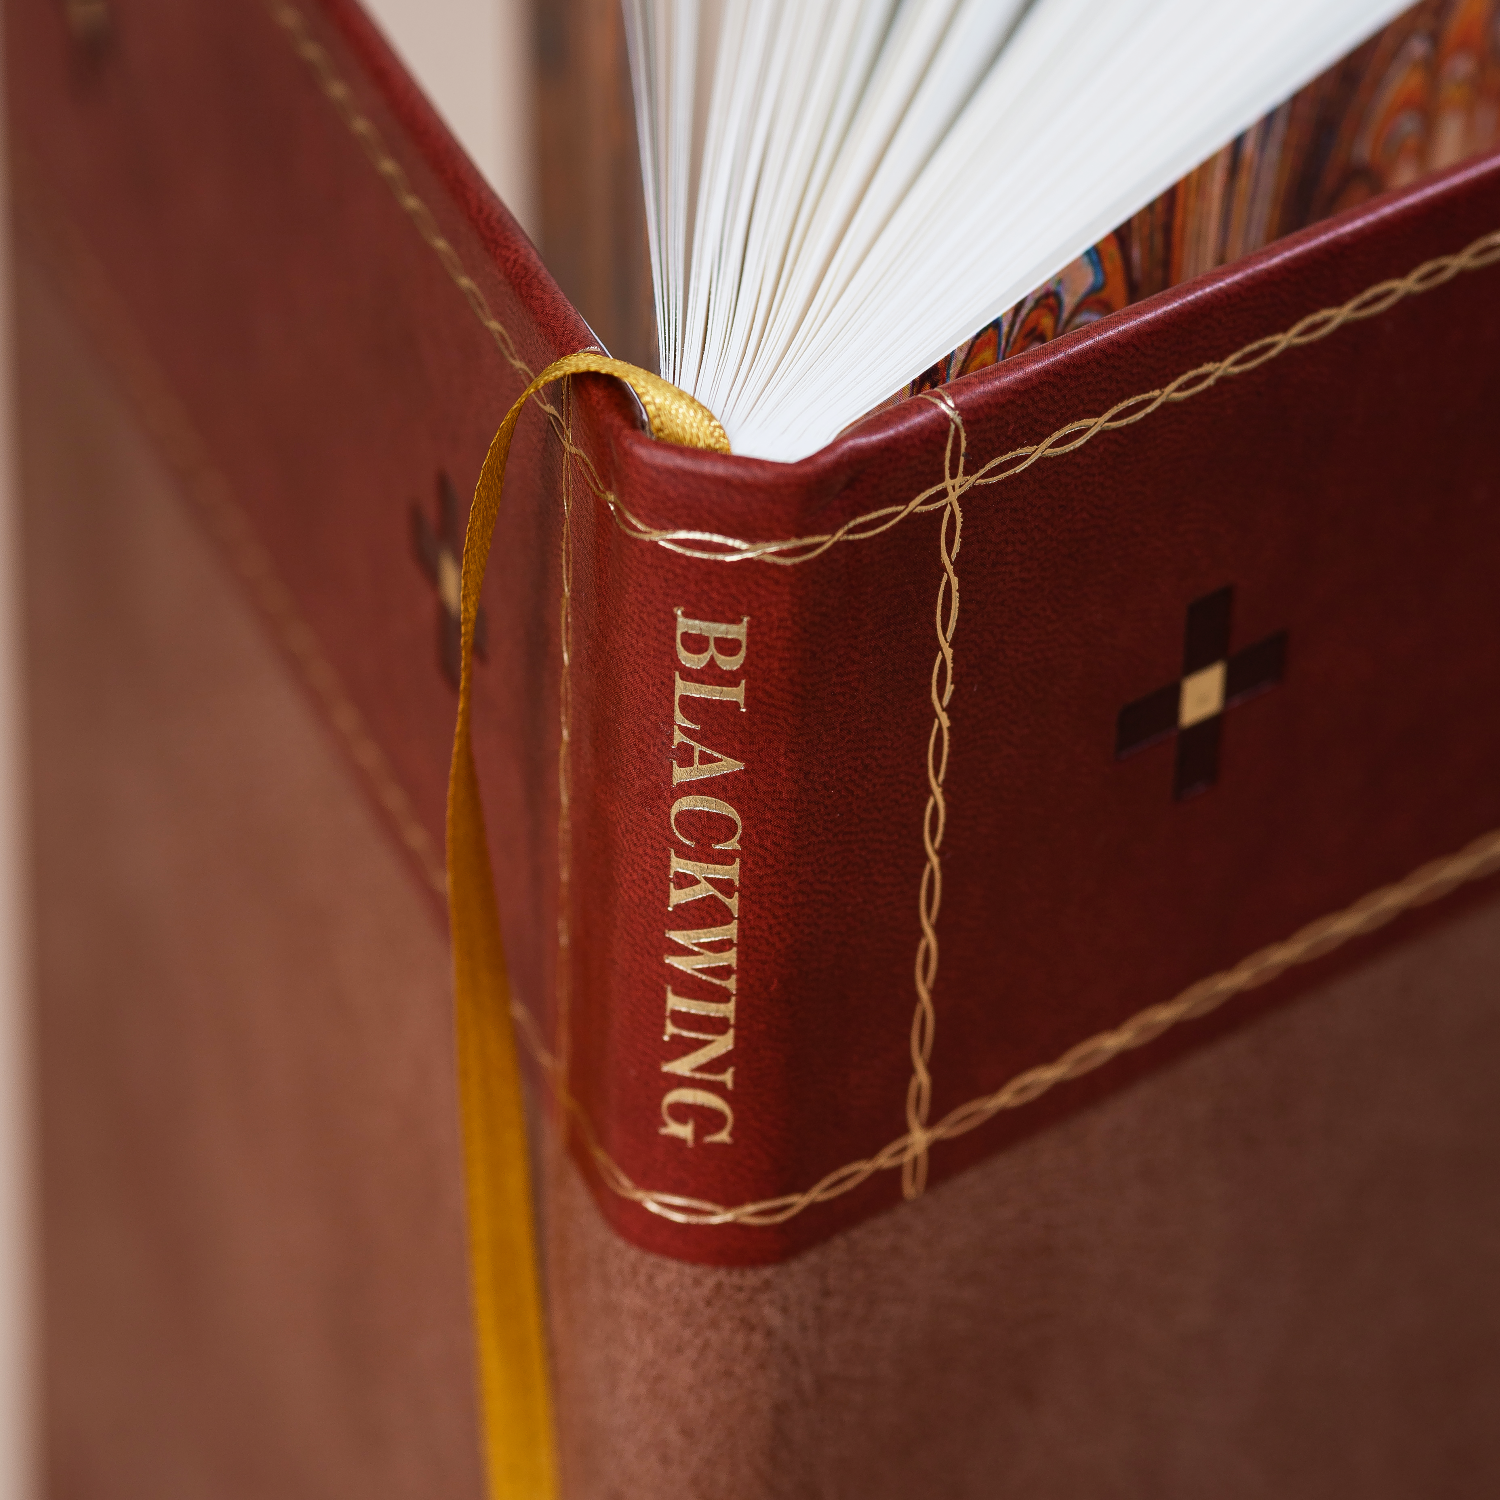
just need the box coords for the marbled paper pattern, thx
[895,0,1500,404]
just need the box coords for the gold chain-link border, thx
[516,827,1500,1227]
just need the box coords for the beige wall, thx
[361,0,538,241]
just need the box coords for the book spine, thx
[564,497,752,1243]
[555,432,950,1266]
[559,462,808,1263]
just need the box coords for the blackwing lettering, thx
[660,609,749,1146]
[660,1088,734,1146]
[669,794,743,850]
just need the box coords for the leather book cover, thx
[10,0,1500,1494]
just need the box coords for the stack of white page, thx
[622,0,1411,462]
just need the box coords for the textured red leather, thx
[16,249,485,1500]
[11,0,1500,1269]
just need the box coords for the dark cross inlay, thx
[1115,585,1287,800]
[412,473,487,689]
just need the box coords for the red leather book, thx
[11,0,1500,1494]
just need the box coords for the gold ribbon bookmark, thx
[447,352,728,1500]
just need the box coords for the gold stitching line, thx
[903,390,964,1200]
[555,380,575,1094]
[268,2,619,514]
[11,163,449,900]
[268,3,530,382]
[271,4,1500,1231]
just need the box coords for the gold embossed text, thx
[661,610,748,1146]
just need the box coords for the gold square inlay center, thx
[439,550,462,615]
[1179,661,1226,728]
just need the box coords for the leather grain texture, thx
[9,0,1500,1271]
